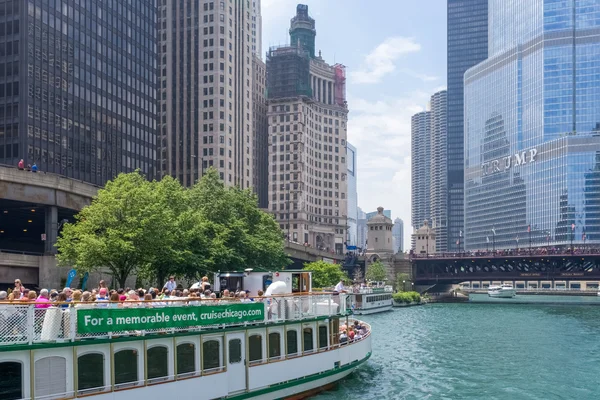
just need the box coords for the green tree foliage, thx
[57,168,290,288]
[392,291,421,304]
[303,260,347,289]
[395,273,411,291]
[365,260,388,283]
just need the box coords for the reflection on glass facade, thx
[464,0,600,250]
[447,0,488,252]
[0,0,158,185]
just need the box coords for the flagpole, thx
[528,225,531,255]
[571,223,574,254]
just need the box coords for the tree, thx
[365,260,387,283]
[395,273,411,292]
[303,261,347,289]
[56,171,172,288]
[353,266,364,283]
[188,168,290,273]
[57,168,290,288]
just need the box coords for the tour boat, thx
[488,284,517,298]
[0,284,371,400]
[347,285,394,315]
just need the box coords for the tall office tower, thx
[429,90,448,252]
[251,0,262,57]
[357,207,367,250]
[0,1,157,185]
[393,218,404,253]
[159,0,253,188]
[464,0,600,249]
[267,4,349,253]
[252,54,268,208]
[347,142,358,246]
[411,110,431,249]
[447,0,488,251]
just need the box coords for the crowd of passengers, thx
[410,246,600,259]
[339,320,368,343]
[0,276,267,307]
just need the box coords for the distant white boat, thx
[488,284,516,298]
[348,285,393,315]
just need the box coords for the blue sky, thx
[262,0,447,249]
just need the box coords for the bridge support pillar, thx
[44,205,58,254]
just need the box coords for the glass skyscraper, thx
[447,0,488,252]
[430,90,448,252]
[464,0,600,250]
[0,0,158,185]
[411,110,431,250]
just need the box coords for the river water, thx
[314,303,600,400]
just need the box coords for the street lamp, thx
[402,280,406,292]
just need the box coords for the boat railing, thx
[0,292,348,346]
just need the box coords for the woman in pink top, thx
[35,289,52,309]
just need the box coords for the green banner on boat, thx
[76,303,266,334]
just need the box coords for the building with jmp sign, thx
[77,303,265,334]
[464,0,600,251]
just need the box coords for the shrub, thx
[393,291,421,304]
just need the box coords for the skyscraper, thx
[464,0,600,249]
[347,142,358,247]
[251,0,263,57]
[411,110,431,248]
[357,207,367,250]
[267,5,349,252]
[430,90,448,252]
[393,218,404,253]
[0,0,158,185]
[252,54,268,208]
[159,0,253,188]
[447,0,488,251]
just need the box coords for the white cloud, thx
[347,90,434,250]
[350,37,421,84]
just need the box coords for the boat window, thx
[286,330,298,355]
[229,339,242,364]
[147,346,169,381]
[77,353,104,393]
[318,325,328,349]
[248,334,263,364]
[203,340,221,371]
[0,361,22,400]
[114,350,138,387]
[330,318,340,346]
[268,332,281,359]
[303,327,314,353]
[35,356,67,398]
[176,343,196,376]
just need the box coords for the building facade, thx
[252,54,268,208]
[464,0,600,250]
[365,209,391,221]
[447,0,488,251]
[357,207,367,251]
[0,0,158,185]
[267,5,348,253]
[393,217,404,253]
[429,90,448,252]
[411,110,431,249]
[347,142,358,247]
[365,207,395,281]
[159,0,253,188]
[413,220,436,255]
[251,0,262,58]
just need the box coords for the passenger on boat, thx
[35,289,51,309]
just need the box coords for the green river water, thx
[314,303,600,400]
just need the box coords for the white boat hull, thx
[488,290,516,298]
[352,304,393,315]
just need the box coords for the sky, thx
[262,0,447,250]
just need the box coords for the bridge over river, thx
[412,250,600,285]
